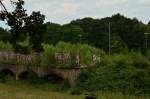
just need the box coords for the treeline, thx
[1,13,150,53]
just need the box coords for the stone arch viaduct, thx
[0,51,100,86]
[0,63,81,86]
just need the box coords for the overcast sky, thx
[0,0,150,28]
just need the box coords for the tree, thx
[0,0,27,52]
[24,11,46,52]
[148,21,150,25]
[61,24,85,43]
[44,22,62,44]
[44,23,85,45]
[0,0,46,53]
[70,14,147,52]
[0,27,10,42]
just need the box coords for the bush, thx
[0,41,13,51]
[70,88,82,95]
[76,52,150,95]
[130,52,150,69]
[75,43,104,66]
[41,44,56,68]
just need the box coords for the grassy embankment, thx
[0,82,149,99]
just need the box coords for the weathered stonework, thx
[0,63,81,86]
[0,51,100,86]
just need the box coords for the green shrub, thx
[145,50,150,60]
[76,52,150,95]
[130,52,150,69]
[0,41,13,51]
[75,44,104,66]
[41,44,56,68]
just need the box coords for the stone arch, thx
[18,70,40,81]
[0,68,16,80]
[0,64,17,74]
[43,71,66,84]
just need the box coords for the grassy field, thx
[0,82,149,99]
[0,82,83,99]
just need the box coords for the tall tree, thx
[44,22,62,44]
[0,0,46,53]
[70,14,147,52]
[0,0,27,52]
[24,11,46,52]
[0,27,10,42]
[61,24,85,43]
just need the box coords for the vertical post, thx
[78,34,82,44]
[109,22,111,56]
[144,33,150,51]
[146,34,148,50]
[76,54,80,67]
[15,74,19,80]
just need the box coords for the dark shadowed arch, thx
[43,72,65,84]
[0,69,15,81]
[18,70,39,81]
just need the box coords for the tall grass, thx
[0,41,13,51]
[41,41,104,69]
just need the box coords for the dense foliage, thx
[76,52,150,95]
[0,1,150,96]
[0,41,150,95]
[0,41,102,69]
[43,14,150,53]
[0,41,12,51]
[0,0,46,53]
[1,13,150,53]
[0,28,10,42]
[41,42,103,69]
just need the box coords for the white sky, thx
[0,0,150,28]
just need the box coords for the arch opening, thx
[42,73,70,91]
[43,73,65,84]
[0,69,15,82]
[18,70,40,83]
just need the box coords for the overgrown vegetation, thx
[43,14,150,53]
[1,13,150,54]
[76,52,150,95]
[0,0,150,98]
[0,0,46,53]
[0,41,102,68]
[0,41,12,51]
[1,41,150,96]
[41,42,103,69]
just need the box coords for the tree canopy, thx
[0,0,46,53]
[43,14,149,53]
[0,1,150,54]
